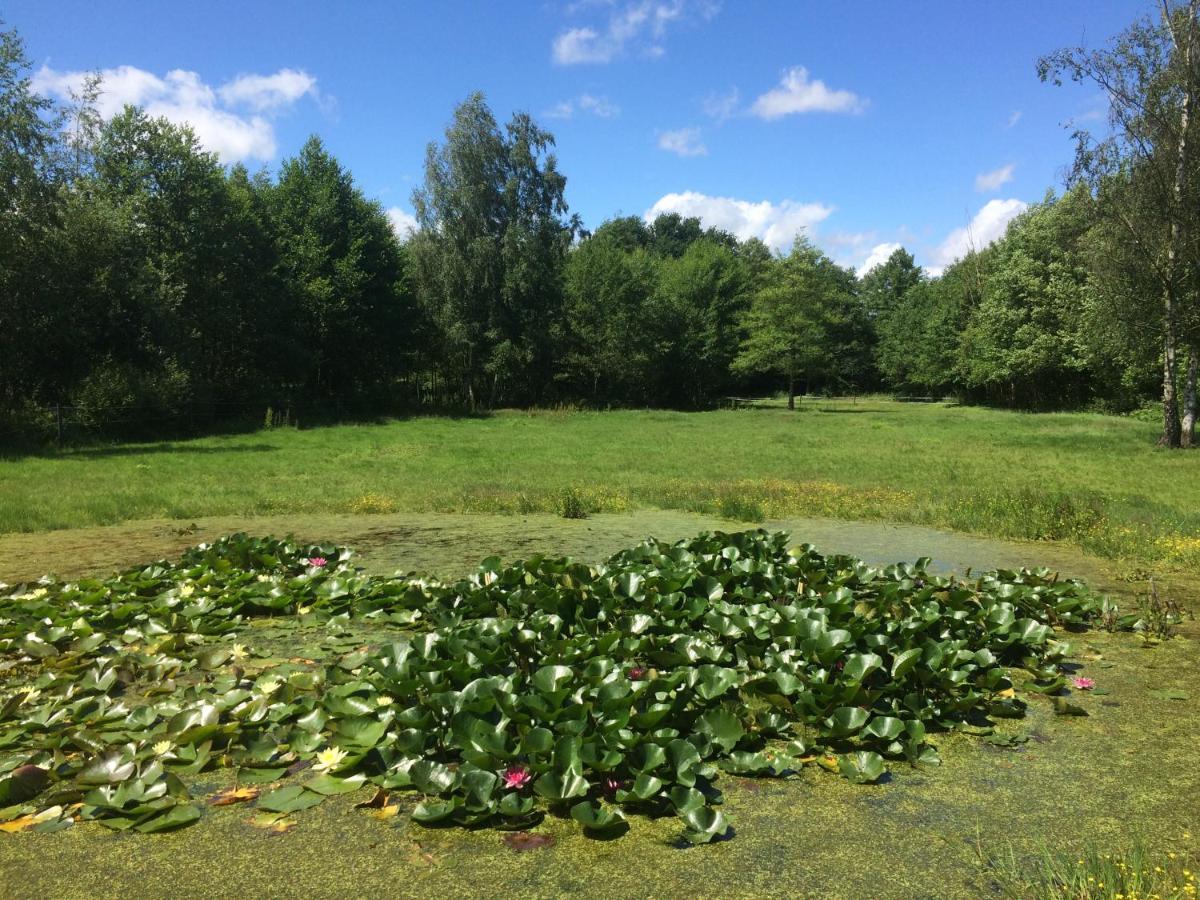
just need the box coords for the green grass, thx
[2,400,1198,568]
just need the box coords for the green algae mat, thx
[1,524,1197,899]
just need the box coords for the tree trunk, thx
[787,370,795,411]
[1183,344,1198,447]
[1160,0,1194,447]
[1161,303,1182,447]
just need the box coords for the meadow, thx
[2,400,1199,571]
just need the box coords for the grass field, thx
[3,400,1198,570]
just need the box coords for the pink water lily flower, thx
[1072,676,1096,691]
[628,666,646,681]
[308,556,328,568]
[602,776,625,796]
[502,765,533,790]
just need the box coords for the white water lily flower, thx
[179,584,195,598]
[153,740,174,756]
[258,677,283,695]
[313,746,348,774]
[255,574,273,583]
[231,643,248,661]
[31,588,48,600]
[375,695,395,708]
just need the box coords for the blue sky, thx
[8,0,1148,273]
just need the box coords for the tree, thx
[270,135,412,402]
[1039,0,1200,445]
[0,24,63,410]
[957,191,1095,407]
[732,238,837,409]
[410,93,575,407]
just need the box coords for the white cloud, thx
[544,100,577,120]
[552,1,715,64]
[702,87,739,122]
[387,207,418,240]
[975,163,1015,192]
[644,190,833,251]
[750,66,866,119]
[544,93,620,120]
[931,198,1027,271]
[579,93,620,117]
[857,242,903,277]
[218,68,317,112]
[657,127,707,156]
[1007,110,1022,128]
[33,64,317,162]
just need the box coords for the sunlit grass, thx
[2,400,1197,568]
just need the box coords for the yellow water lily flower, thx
[179,584,195,598]
[259,677,282,695]
[153,740,174,756]
[313,746,348,774]
[375,695,395,708]
[231,643,248,661]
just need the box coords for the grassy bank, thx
[2,400,1197,569]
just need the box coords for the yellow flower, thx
[375,695,395,707]
[153,740,174,756]
[297,605,312,615]
[179,584,195,598]
[231,643,248,661]
[258,677,282,695]
[313,746,348,774]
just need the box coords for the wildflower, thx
[501,765,532,790]
[308,557,328,568]
[153,740,174,757]
[179,584,196,598]
[1072,676,1096,691]
[628,666,646,681]
[231,643,248,661]
[313,746,348,774]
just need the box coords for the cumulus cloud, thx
[857,242,903,276]
[644,190,833,251]
[387,207,419,241]
[931,198,1027,271]
[218,68,317,112]
[750,66,865,119]
[33,64,318,163]
[975,163,1015,192]
[552,1,716,64]
[657,127,707,156]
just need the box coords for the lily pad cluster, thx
[0,530,1102,842]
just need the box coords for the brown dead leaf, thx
[208,786,260,807]
[248,812,296,835]
[0,815,38,834]
[355,788,390,809]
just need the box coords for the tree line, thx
[1,2,1197,446]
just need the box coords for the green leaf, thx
[838,751,886,784]
[134,803,201,833]
[570,799,628,834]
[680,806,728,844]
[257,784,325,813]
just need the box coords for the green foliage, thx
[0,529,1108,842]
